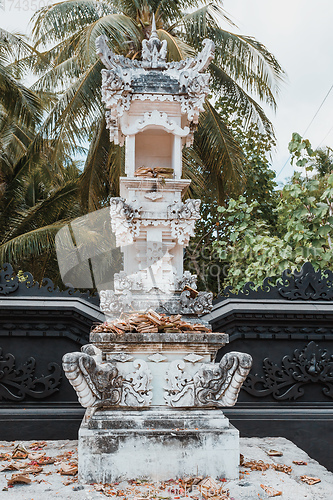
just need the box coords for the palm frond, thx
[194,100,245,203]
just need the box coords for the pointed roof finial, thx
[141,12,167,69]
[150,13,158,40]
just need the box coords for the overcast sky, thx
[2,0,333,184]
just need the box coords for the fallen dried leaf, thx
[260,484,282,497]
[293,460,307,466]
[0,463,20,472]
[28,452,46,461]
[266,450,283,457]
[12,444,28,459]
[38,457,56,465]
[23,465,43,475]
[272,464,292,474]
[29,441,47,450]
[300,475,321,485]
[7,473,31,485]
[58,462,78,476]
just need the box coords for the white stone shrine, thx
[63,18,252,483]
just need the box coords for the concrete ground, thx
[0,437,332,500]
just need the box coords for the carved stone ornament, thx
[96,31,215,131]
[141,15,167,70]
[0,348,61,401]
[0,263,19,295]
[164,352,252,407]
[170,219,196,246]
[243,341,333,401]
[62,345,152,408]
[99,289,133,316]
[176,271,198,291]
[180,290,213,315]
[167,199,201,219]
[110,197,140,246]
[122,110,190,137]
[114,271,143,292]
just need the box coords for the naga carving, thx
[164,352,253,407]
[62,345,152,408]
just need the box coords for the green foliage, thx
[184,99,279,294]
[214,134,333,292]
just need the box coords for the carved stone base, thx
[78,408,240,482]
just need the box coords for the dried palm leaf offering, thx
[91,309,212,335]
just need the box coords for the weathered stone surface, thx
[78,409,239,482]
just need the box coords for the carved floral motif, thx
[114,271,143,292]
[0,348,61,401]
[180,290,213,315]
[176,271,197,291]
[110,197,140,246]
[167,199,201,219]
[99,289,133,316]
[243,341,333,401]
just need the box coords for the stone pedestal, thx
[79,408,240,482]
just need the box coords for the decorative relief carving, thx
[0,348,61,401]
[110,197,140,246]
[183,354,203,364]
[243,341,333,401]
[176,271,197,291]
[144,192,163,202]
[122,110,189,137]
[114,271,143,292]
[122,360,153,406]
[147,353,167,363]
[0,263,19,295]
[141,16,167,70]
[99,289,133,315]
[63,348,152,408]
[107,353,134,363]
[220,262,333,302]
[170,219,196,245]
[167,199,201,219]
[279,262,333,300]
[180,290,213,315]
[164,352,252,407]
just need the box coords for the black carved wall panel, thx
[0,264,100,440]
[211,263,333,472]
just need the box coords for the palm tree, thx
[30,0,284,208]
[0,28,42,124]
[0,28,84,282]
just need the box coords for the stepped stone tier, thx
[62,17,252,483]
